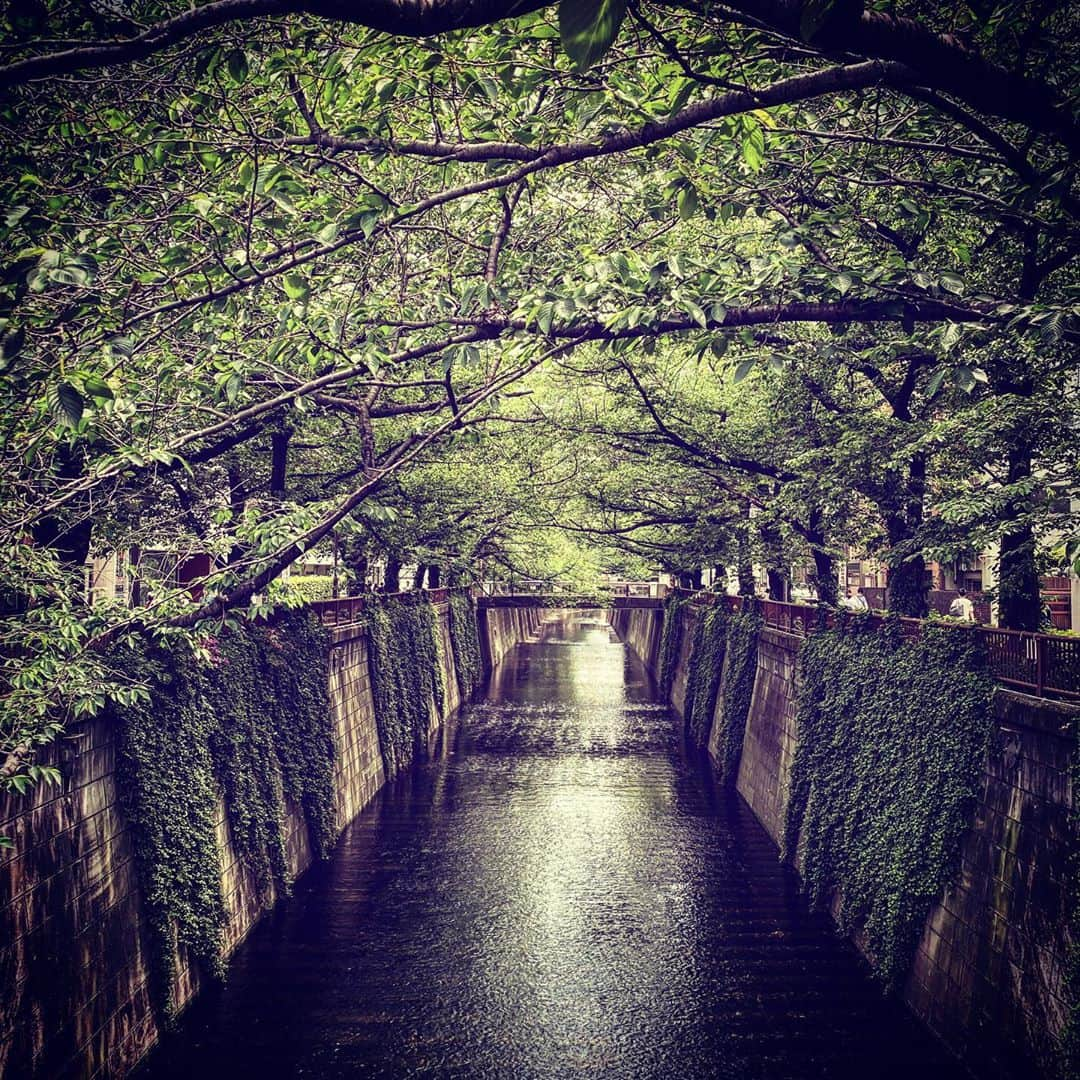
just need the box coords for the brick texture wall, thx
[615,607,1076,1078]
[0,598,509,1080]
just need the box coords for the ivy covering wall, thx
[111,609,335,1019]
[782,618,995,991]
[364,594,446,778]
[448,590,483,699]
[683,607,727,747]
[712,611,762,785]
[657,594,686,700]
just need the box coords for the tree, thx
[1,1,1076,804]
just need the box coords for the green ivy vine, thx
[657,593,686,700]
[448,590,483,699]
[110,609,335,1020]
[683,606,728,747]
[364,594,446,778]
[782,618,995,992]
[712,611,762,784]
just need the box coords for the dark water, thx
[140,616,963,1079]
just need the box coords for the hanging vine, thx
[364,594,446,778]
[111,609,335,1020]
[448,590,483,699]
[657,594,686,700]
[712,611,762,784]
[684,607,728,747]
[782,618,995,991]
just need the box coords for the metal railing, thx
[673,591,1079,700]
[308,587,457,626]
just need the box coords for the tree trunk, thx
[883,454,929,617]
[412,563,426,590]
[269,428,291,495]
[766,567,788,601]
[998,442,1041,630]
[886,554,928,618]
[811,548,838,606]
[383,556,401,594]
[427,564,441,589]
[737,555,755,598]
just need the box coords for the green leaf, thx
[82,374,113,400]
[536,302,555,335]
[559,0,626,72]
[225,49,248,84]
[733,359,756,383]
[282,273,310,301]
[55,380,84,426]
[832,272,853,296]
[925,367,946,398]
[741,125,765,171]
[682,299,708,329]
[939,272,965,295]
[954,365,977,393]
[677,186,698,221]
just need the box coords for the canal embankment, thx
[612,598,1078,1080]
[0,590,537,1080]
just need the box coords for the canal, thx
[140,614,962,1078]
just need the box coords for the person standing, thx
[948,588,976,622]
[844,586,869,612]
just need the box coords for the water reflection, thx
[139,615,961,1079]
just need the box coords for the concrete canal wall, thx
[0,595,535,1079]
[614,603,1077,1080]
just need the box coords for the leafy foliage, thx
[110,609,334,1018]
[712,611,762,785]
[0,0,1077,814]
[783,619,995,991]
[657,593,687,700]
[448,591,483,700]
[684,606,728,747]
[364,595,446,777]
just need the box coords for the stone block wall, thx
[668,605,698,721]
[609,607,663,680]
[730,628,799,841]
[479,605,541,671]
[904,692,1075,1078]
[614,603,1077,1079]
[0,596,498,1080]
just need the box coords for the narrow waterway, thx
[140,614,961,1079]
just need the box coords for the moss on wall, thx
[712,611,762,784]
[782,618,995,991]
[110,609,334,1020]
[448,591,482,699]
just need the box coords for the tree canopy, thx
[1,0,1077,800]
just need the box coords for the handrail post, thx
[1036,635,1044,697]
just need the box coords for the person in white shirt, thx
[844,586,869,612]
[948,588,976,622]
